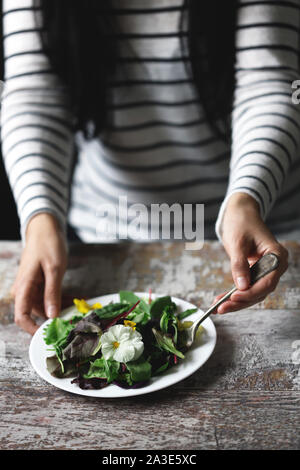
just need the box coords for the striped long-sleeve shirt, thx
[2,0,300,243]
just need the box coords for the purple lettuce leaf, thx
[112,380,149,389]
[71,376,108,390]
[62,333,100,361]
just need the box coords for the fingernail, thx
[47,305,57,319]
[236,276,248,290]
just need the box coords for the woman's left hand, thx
[213,192,289,314]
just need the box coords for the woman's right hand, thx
[11,213,68,335]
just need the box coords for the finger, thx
[10,283,16,298]
[211,284,258,313]
[211,288,254,314]
[217,296,266,314]
[272,247,289,276]
[223,244,288,303]
[230,270,280,303]
[31,290,46,319]
[230,247,251,291]
[212,292,227,304]
[31,307,47,319]
[43,264,63,319]
[211,291,228,314]
[14,282,39,335]
[212,287,266,314]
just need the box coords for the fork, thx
[184,252,280,349]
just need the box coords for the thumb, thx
[229,244,251,291]
[44,266,62,319]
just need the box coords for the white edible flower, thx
[101,324,144,363]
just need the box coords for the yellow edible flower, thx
[73,298,102,314]
[92,302,103,309]
[124,319,136,330]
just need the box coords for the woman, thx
[2,0,297,335]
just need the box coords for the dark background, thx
[0,0,21,240]
[0,153,20,240]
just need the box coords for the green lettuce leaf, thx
[94,302,131,319]
[43,315,83,347]
[177,308,198,320]
[120,291,150,314]
[84,357,120,383]
[160,305,178,343]
[152,328,185,359]
[153,361,169,375]
[127,310,151,325]
[46,355,77,378]
[150,296,176,319]
[126,356,152,383]
[119,291,151,324]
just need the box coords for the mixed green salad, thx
[43,291,203,390]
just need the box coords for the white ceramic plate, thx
[29,292,217,397]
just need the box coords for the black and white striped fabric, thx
[1,0,300,242]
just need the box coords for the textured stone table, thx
[0,240,299,450]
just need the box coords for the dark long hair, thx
[36,0,238,141]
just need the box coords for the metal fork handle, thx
[193,252,280,329]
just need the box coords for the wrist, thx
[225,192,261,214]
[219,192,262,242]
[25,213,63,241]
